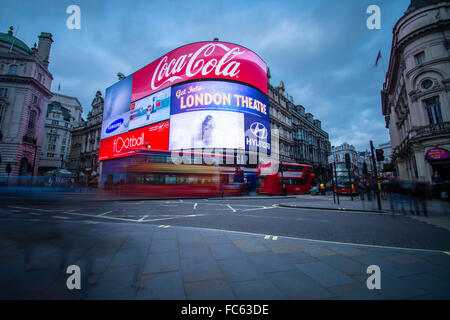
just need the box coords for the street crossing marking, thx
[158,225,170,228]
[264,235,278,240]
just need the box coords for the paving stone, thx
[263,241,304,254]
[230,279,286,300]
[185,279,236,300]
[204,235,233,245]
[385,254,425,265]
[86,239,124,255]
[75,253,114,274]
[181,256,224,282]
[149,239,177,253]
[177,230,204,243]
[152,230,177,240]
[247,252,296,273]
[400,273,450,298]
[109,247,147,267]
[326,245,370,257]
[179,241,210,258]
[277,252,318,264]
[318,255,366,276]
[267,270,330,298]
[352,255,422,278]
[301,246,337,257]
[217,258,264,282]
[121,234,152,249]
[143,252,180,274]
[232,239,268,253]
[86,265,141,298]
[137,271,185,300]
[295,262,356,287]
[209,243,246,260]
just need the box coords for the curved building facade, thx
[382,0,450,182]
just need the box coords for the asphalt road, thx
[1,195,450,252]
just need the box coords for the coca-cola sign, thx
[132,41,267,102]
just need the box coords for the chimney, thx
[37,32,53,68]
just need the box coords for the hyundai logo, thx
[250,122,268,139]
[106,118,124,134]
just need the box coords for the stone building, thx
[0,27,53,180]
[38,93,82,174]
[381,0,450,182]
[267,72,332,182]
[67,91,104,186]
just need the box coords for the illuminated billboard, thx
[131,41,268,102]
[99,120,170,160]
[99,41,269,161]
[101,75,133,139]
[169,81,270,153]
[130,87,171,130]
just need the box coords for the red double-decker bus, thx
[256,162,315,195]
[101,150,245,198]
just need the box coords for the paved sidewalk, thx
[281,194,450,214]
[0,219,449,300]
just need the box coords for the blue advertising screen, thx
[101,75,133,139]
[170,81,270,152]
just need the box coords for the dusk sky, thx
[1,0,411,151]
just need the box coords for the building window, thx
[0,88,8,97]
[0,103,4,123]
[47,153,54,158]
[52,120,59,125]
[37,73,42,82]
[423,96,443,124]
[61,146,66,152]
[8,65,18,75]
[32,95,38,104]
[48,144,56,151]
[26,110,37,137]
[48,135,57,143]
[415,52,425,66]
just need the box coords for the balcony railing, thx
[393,121,450,156]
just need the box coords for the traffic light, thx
[376,149,385,162]
[345,153,351,169]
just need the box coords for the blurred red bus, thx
[257,162,315,195]
[101,150,245,198]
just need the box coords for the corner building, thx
[382,0,450,182]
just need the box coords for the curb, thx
[92,195,298,201]
[277,203,390,214]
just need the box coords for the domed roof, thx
[407,0,445,11]
[0,27,32,54]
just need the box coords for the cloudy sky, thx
[1,0,411,150]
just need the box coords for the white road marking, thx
[138,215,149,222]
[226,204,236,212]
[194,203,198,210]
[8,206,55,212]
[53,216,70,219]
[97,211,113,216]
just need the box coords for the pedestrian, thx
[413,181,429,216]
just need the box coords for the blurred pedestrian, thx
[413,181,429,216]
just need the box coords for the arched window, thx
[8,65,18,75]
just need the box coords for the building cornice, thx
[0,74,53,98]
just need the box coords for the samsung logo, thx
[106,118,124,134]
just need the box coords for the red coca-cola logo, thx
[132,41,267,102]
